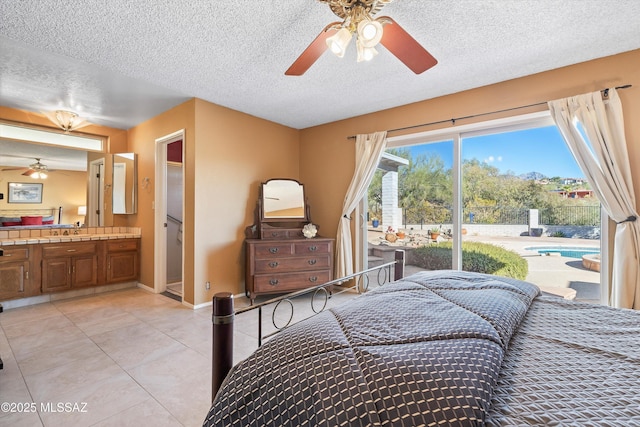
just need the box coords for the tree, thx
[368,148,599,226]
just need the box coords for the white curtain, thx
[548,89,640,309]
[335,131,388,278]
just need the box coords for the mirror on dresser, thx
[244,179,333,303]
[262,179,307,220]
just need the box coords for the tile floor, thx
[0,285,362,427]
[0,263,596,426]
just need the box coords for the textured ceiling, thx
[0,139,86,172]
[1,0,640,134]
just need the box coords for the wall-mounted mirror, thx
[262,179,306,220]
[112,153,137,214]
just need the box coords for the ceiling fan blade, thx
[1,167,25,171]
[379,16,437,74]
[22,169,36,176]
[285,23,340,76]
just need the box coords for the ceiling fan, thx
[2,158,51,178]
[285,0,437,76]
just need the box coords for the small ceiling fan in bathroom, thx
[1,158,53,178]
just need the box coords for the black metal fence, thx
[463,207,529,225]
[539,206,601,226]
[402,205,600,227]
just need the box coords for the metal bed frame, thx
[211,249,406,400]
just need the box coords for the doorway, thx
[88,158,105,227]
[154,130,185,300]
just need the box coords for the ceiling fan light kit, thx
[2,158,50,180]
[326,27,352,57]
[27,159,49,179]
[357,19,383,48]
[29,171,47,179]
[285,0,437,75]
[356,39,378,62]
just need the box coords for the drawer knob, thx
[308,259,317,265]
[269,261,279,268]
[269,248,278,254]
[271,232,279,237]
[269,279,279,286]
[309,276,318,282]
[309,246,318,251]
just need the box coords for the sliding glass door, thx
[362,112,606,303]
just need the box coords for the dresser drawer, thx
[261,228,304,240]
[251,242,293,257]
[0,246,29,262]
[294,241,331,255]
[254,270,332,293]
[254,255,331,273]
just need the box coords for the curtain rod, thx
[347,84,632,140]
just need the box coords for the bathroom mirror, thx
[261,179,307,220]
[112,153,137,214]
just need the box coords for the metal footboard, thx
[211,249,405,400]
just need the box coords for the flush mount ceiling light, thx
[43,110,90,133]
[286,0,437,75]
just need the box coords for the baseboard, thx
[1,281,138,310]
[136,282,155,293]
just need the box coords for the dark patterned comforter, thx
[203,270,640,426]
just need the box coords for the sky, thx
[407,125,585,179]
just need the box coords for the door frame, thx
[154,129,185,296]
[88,158,105,227]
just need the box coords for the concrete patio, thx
[368,229,601,304]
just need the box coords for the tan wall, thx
[0,168,87,224]
[126,99,196,301]
[127,99,299,305]
[299,49,640,271]
[192,99,299,304]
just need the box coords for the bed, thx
[203,269,640,426]
[0,206,64,228]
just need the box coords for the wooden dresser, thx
[245,237,333,303]
[244,178,334,304]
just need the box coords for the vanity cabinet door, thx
[0,246,33,299]
[42,258,72,292]
[106,252,138,283]
[72,255,99,288]
[41,242,100,291]
[0,261,30,300]
[105,239,139,284]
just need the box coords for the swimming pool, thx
[525,246,600,259]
